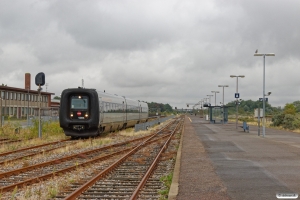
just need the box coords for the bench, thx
[240,121,249,133]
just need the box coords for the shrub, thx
[282,114,300,130]
[271,113,285,126]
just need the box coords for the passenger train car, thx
[59,87,148,138]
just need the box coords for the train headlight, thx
[70,112,73,117]
[85,113,89,118]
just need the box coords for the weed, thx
[11,186,18,200]
[159,172,173,199]
[22,160,30,168]
[34,184,42,199]
[48,185,58,198]
[24,187,32,199]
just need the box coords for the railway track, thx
[0,138,22,145]
[0,132,157,193]
[55,116,184,199]
[0,139,73,167]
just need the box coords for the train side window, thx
[105,102,109,112]
[109,103,112,112]
[112,103,116,112]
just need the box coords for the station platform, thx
[169,115,300,200]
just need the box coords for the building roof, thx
[0,85,55,95]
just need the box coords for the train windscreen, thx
[71,96,89,109]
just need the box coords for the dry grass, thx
[118,128,150,137]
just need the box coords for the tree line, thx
[225,99,300,130]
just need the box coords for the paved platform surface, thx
[170,115,300,200]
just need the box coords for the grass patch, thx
[159,172,173,200]
[0,120,67,154]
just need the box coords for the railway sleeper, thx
[84,190,136,194]
[78,195,131,199]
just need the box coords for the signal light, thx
[77,111,82,116]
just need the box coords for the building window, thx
[10,92,13,100]
[14,93,17,100]
[21,94,24,101]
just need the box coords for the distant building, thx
[0,73,55,118]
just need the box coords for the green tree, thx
[53,96,61,100]
[147,102,173,115]
[282,114,300,130]
[292,101,300,112]
[283,103,296,115]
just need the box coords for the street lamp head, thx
[254,53,275,56]
[230,75,245,78]
[218,85,229,87]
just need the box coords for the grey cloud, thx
[0,0,300,109]
[48,0,176,50]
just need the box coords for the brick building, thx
[0,73,55,118]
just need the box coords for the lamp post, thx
[218,85,229,124]
[254,51,275,137]
[207,95,213,105]
[211,91,219,106]
[230,75,245,129]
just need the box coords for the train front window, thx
[71,96,89,109]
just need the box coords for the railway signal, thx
[35,72,45,138]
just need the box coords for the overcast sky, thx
[0,0,299,109]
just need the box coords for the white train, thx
[59,88,148,138]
